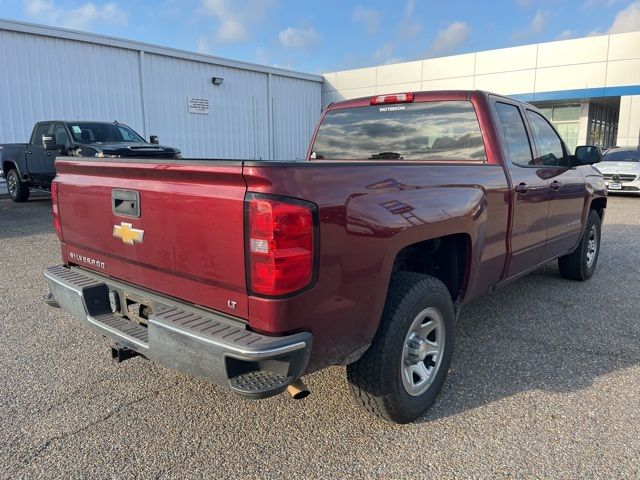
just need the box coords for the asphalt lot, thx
[1,194,639,479]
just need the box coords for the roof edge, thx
[0,17,323,83]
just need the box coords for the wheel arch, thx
[2,159,19,179]
[389,232,472,303]
[589,196,607,219]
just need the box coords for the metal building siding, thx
[142,53,270,159]
[0,20,322,159]
[270,75,321,160]
[0,29,144,143]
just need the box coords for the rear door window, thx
[311,101,486,161]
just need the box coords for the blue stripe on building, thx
[510,85,640,102]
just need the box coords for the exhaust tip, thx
[291,389,311,400]
[287,379,310,400]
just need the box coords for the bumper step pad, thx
[229,371,293,397]
[153,307,267,349]
[93,312,149,344]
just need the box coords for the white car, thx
[596,147,640,195]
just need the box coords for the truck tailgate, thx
[54,158,248,318]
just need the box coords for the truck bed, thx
[0,143,28,159]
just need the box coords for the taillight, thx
[246,194,317,297]
[51,178,63,240]
[370,93,414,105]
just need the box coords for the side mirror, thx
[575,145,602,165]
[43,135,64,151]
[150,135,159,144]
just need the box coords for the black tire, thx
[6,169,30,202]
[558,209,601,281]
[346,272,455,424]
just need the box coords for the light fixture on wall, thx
[211,77,224,85]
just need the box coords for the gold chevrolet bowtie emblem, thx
[113,222,144,245]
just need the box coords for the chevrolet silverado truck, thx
[0,121,180,202]
[43,91,606,423]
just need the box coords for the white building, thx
[0,19,322,160]
[323,32,640,151]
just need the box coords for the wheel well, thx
[2,161,16,178]
[590,197,607,219]
[391,233,470,301]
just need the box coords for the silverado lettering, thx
[43,90,606,424]
[68,253,106,269]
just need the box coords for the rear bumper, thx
[43,265,312,399]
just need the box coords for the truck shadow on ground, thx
[421,222,640,423]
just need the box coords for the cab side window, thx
[525,110,566,167]
[495,102,534,167]
[52,124,71,147]
[31,124,50,146]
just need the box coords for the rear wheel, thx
[558,209,601,281]
[346,272,455,423]
[6,169,29,202]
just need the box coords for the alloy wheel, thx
[7,172,18,196]
[401,307,445,396]
[586,225,598,268]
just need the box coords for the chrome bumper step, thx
[43,265,312,399]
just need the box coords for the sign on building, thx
[188,97,209,115]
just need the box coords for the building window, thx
[534,103,581,152]
[588,102,619,150]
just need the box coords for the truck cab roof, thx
[327,89,534,111]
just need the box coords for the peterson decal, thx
[379,105,406,112]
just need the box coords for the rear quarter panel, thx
[243,162,509,370]
[0,144,28,176]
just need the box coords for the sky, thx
[1,0,639,73]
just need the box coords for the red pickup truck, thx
[44,90,606,423]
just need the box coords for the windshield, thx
[311,100,486,161]
[67,123,146,144]
[602,149,640,162]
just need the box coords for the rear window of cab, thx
[310,100,486,161]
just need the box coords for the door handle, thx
[550,180,562,191]
[46,152,51,156]
[112,189,140,217]
[27,151,32,154]
[515,183,531,194]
